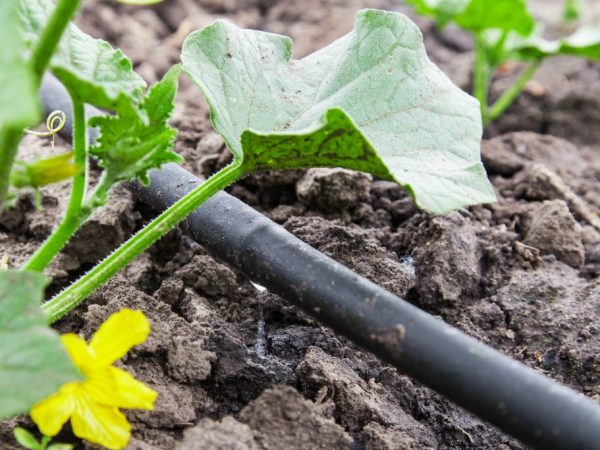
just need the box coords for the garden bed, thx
[2,0,600,448]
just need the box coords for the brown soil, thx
[2,0,600,449]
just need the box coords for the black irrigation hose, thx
[40,74,600,450]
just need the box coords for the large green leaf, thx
[19,0,146,113]
[182,9,495,214]
[406,0,534,35]
[0,0,39,129]
[89,65,183,187]
[0,270,81,419]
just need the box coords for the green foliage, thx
[19,0,146,113]
[13,427,40,450]
[455,0,533,34]
[0,0,40,130]
[14,428,39,449]
[406,0,600,123]
[11,152,80,189]
[506,24,600,60]
[14,427,73,450]
[406,0,534,34]
[563,0,581,22]
[16,0,183,275]
[182,9,495,214]
[405,0,469,27]
[89,65,183,187]
[0,271,81,419]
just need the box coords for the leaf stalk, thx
[31,0,83,80]
[23,95,89,271]
[486,60,541,124]
[0,128,25,208]
[43,160,246,323]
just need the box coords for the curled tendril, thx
[24,110,67,148]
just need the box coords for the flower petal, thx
[30,388,75,437]
[71,391,131,450]
[61,333,94,371]
[82,366,156,410]
[80,367,121,405]
[108,366,157,410]
[89,309,150,366]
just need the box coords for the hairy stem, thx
[0,0,83,207]
[43,161,246,323]
[486,60,541,125]
[473,34,493,124]
[31,0,83,80]
[23,96,88,272]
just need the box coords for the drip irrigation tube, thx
[40,74,600,450]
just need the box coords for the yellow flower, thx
[31,309,157,450]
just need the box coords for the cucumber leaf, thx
[405,0,469,27]
[0,270,81,419]
[0,0,39,129]
[19,0,146,114]
[182,9,495,214]
[561,25,600,59]
[406,0,535,35]
[507,25,600,60]
[455,0,534,35]
[89,65,183,187]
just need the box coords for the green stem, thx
[0,0,83,207]
[473,34,493,124]
[43,161,247,323]
[0,128,24,208]
[23,97,88,272]
[31,0,83,80]
[563,0,581,23]
[491,31,508,65]
[486,60,541,125]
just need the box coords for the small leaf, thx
[47,444,74,450]
[19,0,146,114]
[182,9,495,214]
[407,0,535,35]
[0,0,40,130]
[11,152,80,189]
[0,270,81,419]
[13,427,40,450]
[89,65,183,187]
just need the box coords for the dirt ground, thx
[2,0,600,448]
